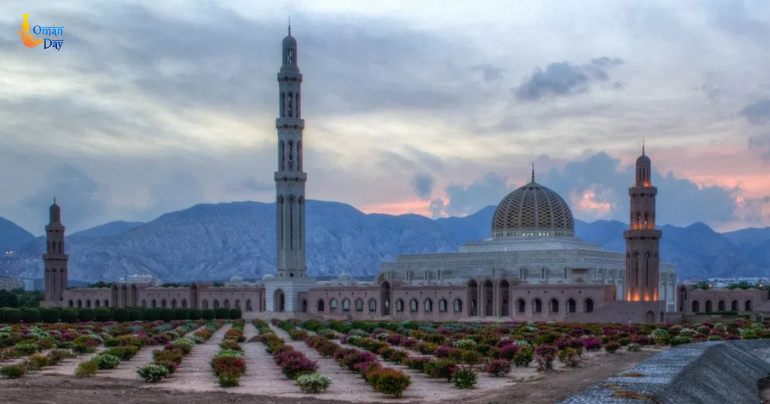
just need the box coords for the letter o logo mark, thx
[33,25,41,34]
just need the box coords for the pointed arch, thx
[583,298,594,313]
[355,299,364,312]
[317,299,325,312]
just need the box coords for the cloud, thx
[235,176,274,193]
[411,173,434,201]
[429,198,446,219]
[514,58,623,102]
[472,64,505,82]
[748,133,770,162]
[442,173,514,216]
[741,100,770,126]
[20,164,108,231]
[141,173,203,220]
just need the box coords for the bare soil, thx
[0,347,656,404]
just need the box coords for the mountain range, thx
[1,200,770,282]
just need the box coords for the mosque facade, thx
[41,28,679,324]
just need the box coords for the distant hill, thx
[0,217,35,254]
[1,200,769,282]
[70,221,144,238]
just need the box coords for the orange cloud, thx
[358,199,432,217]
[570,188,614,217]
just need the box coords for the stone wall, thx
[559,340,770,404]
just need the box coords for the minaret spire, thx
[288,16,291,36]
[642,137,645,156]
[531,163,535,183]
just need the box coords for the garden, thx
[1,314,766,403]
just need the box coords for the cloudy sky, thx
[1,0,769,235]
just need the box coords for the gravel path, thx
[223,324,300,395]
[153,324,231,390]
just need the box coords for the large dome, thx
[491,181,574,238]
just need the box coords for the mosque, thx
[40,27,679,323]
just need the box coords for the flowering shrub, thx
[453,367,477,389]
[91,353,121,370]
[626,343,641,352]
[370,368,411,397]
[275,349,319,379]
[296,372,333,394]
[535,345,558,371]
[582,337,602,351]
[604,341,621,354]
[424,359,456,382]
[486,359,512,377]
[137,364,169,383]
[434,346,458,358]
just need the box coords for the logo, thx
[17,14,63,51]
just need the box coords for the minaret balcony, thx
[276,118,305,129]
[623,229,662,239]
[274,171,307,182]
[277,71,302,81]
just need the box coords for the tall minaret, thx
[623,145,662,302]
[274,23,307,279]
[43,199,68,303]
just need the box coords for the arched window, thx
[410,299,418,312]
[104,299,109,307]
[151,299,157,308]
[396,299,404,312]
[141,299,147,307]
[77,300,82,308]
[533,299,542,314]
[297,141,302,171]
[567,298,576,313]
[171,299,177,309]
[731,300,738,311]
[224,299,230,309]
[317,300,325,312]
[355,299,363,312]
[424,299,433,312]
[454,299,463,313]
[85,299,91,308]
[182,299,188,309]
[246,299,253,312]
[330,299,338,311]
[202,299,208,309]
[692,300,700,313]
[342,299,351,311]
[94,300,99,308]
[368,299,377,312]
[718,300,725,311]
[746,300,753,311]
[705,300,712,312]
[68,300,73,307]
[550,299,559,313]
[288,91,293,117]
[161,299,167,308]
[214,300,220,309]
[439,299,447,312]
[288,141,294,170]
[584,298,594,313]
[517,298,526,313]
[280,92,285,117]
[235,299,241,309]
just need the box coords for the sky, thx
[1,0,770,235]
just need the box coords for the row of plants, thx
[0,349,77,379]
[303,332,411,397]
[77,320,203,379]
[0,306,242,324]
[135,320,222,382]
[255,320,331,394]
[211,320,247,387]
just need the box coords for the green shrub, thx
[128,310,143,321]
[40,308,61,323]
[15,343,41,355]
[21,308,41,323]
[61,308,79,323]
[75,361,99,378]
[202,309,216,320]
[144,308,160,321]
[424,359,455,382]
[78,308,94,322]
[1,365,26,379]
[48,349,75,365]
[3,309,21,324]
[229,309,242,320]
[514,346,534,367]
[104,346,139,361]
[113,308,130,322]
[373,368,411,398]
[215,308,230,320]
[159,308,175,322]
[626,343,641,352]
[604,342,621,354]
[218,373,239,387]
[189,309,203,320]
[94,308,112,322]
[28,354,50,370]
[91,354,121,370]
[296,372,332,394]
[137,364,169,382]
[174,308,189,320]
[452,368,477,389]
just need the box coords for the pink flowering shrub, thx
[534,345,558,371]
[582,337,602,351]
[434,346,458,358]
[499,344,521,360]
[486,359,512,376]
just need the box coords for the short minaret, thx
[274,24,307,279]
[623,146,662,302]
[43,199,68,303]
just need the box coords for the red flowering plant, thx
[275,349,318,379]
